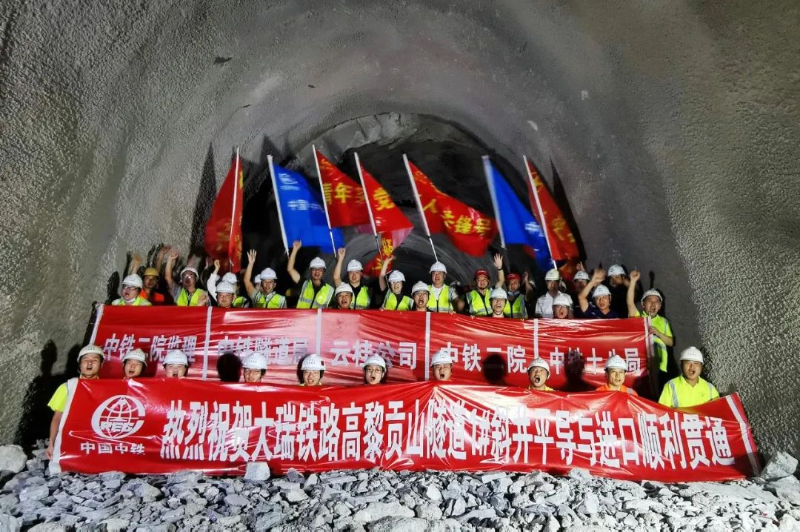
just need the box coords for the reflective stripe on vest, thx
[467,290,491,316]
[297,280,333,309]
[669,381,679,408]
[382,292,412,311]
[177,289,205,306]
[352,285,371,310]
[503,297,526,318]
[427,284,452,312]
[254,291,286,309]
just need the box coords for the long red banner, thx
[91,307,652,391]
[51,379,760,482]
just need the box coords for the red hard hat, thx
[474,269,489,279]
[507,273,521,282]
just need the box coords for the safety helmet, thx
[216,281,235,294]
[429,261,447,274]
[573,271,590,282]
[254,275,262,284]
[527,358,550,375]
[334,283,354,296]
[552,293,573,308]
[122,274,143,289]
[122,349,147,366]
[507,273,521,282]
[641,289,663,304]
[163,350,189,367]
[680,347,704,364]
[605,355,627,371]
[430,349,454,367]
[301,354,325,371]
[474,269,489,280]
[362,355,387,371]
[490,288,508,300]
[180,266,199,278]
[412,281,430,294]
[243,352,268,371]
[592,285,611,298]
[222,273,238,284]
[260,268,277,281]
[78,344,104,363]
[388,270,405,283]
[347,260,363,273]
[143,267,160,278]
[544,269,560,281]
[607,264,625,277]
[309,257,326,270]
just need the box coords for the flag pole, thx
[482,155,506,250]
[354,152,381,253]
[267,155,289,255]
[228,147,240,271]
[403,154,438,262]
[312,145,337,254]
[524,155,558,270]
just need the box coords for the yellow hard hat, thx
[144,267,160,278]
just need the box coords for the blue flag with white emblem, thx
[269,159,344,253]
[483,156,552,271]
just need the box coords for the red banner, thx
[93,307,651,392]
[52,379,760,482]
[204,152,244,272]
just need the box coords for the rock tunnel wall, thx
[0,1,798,459]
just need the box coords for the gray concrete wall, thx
[0,1,797,458]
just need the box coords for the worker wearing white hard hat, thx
[46,344,105,460]
[489,288,508,319]
[626,270,675,389]
[570,269,591,316]
[551,293,573,319]
[243,249,287,309]
[577,268,620,319]
[287,241,334,309]
[208,262,249,308]
[333,249,372,309]
[527,358,553,391]
[430,349,454,382]
[363,355,387,385]
[411,281,431,311]
[333,283,355,310]
[122,349,147,379]
[428,260,462,313]
[596,355,637,395]
[535,268,569,319]
[378,256,413,311]
[242,351,268,383]
[164,247,208,306]
[299,354,325,386]
[659,347,719,408]
[214,281,237,309]
[112,274,152,307]
[163,349,189,378]
[605,264,632,316]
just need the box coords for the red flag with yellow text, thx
[314,150,371,228]
[407,160,497,257]
[204,151,244,272]
[525,158,579,262]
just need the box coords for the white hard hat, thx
[527,358,550,374]
[122,349,147,366]
[309,257,326,270]
[605,355,628,371]
[573,271,590,282]
[607,264,625,277]
[552,293,573,308]
[334,283,354,296]
[122,274,143,289]
[592,285,611,298]
[429,261,447,274]
[243,352,268,371]
[180,266,199,278]
[222,273,238,284]
[216,281,235,294]
[301,354,325,371]
[430,349,454,367]
[388,270,405,283]
[641,289,663,304]
[78,344,104,362]
[254,275,262,284]
[412,281,430,294]
[347,260,363,272]
[490,288,508,300]
[680,347,704,364]
[260,268,277,281]
[163,350,189,367]
[544,269,561,281]
[362,355,386,371]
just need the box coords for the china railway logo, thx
[91,395,146,439]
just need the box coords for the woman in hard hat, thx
[489,288,508,319]
[378,256,413,311]
[527,358,554,391]
[534,268,568,318]
[112,275,152,306]
[332,283,355,309]
[333,248,372,309]
[163,350,189,378]
[430,350,454,382]
[287,241,334,309]
[242,352,268,383]
[208,261,248,308]
[550,293,573,319]
[243,250,287,309]
[411,282,431,312]
[363,355,387,385]
[46,345,104,459]
[577,268,620,319]
[658,347,719,408]
[298,354,325,386]
[165,248,208,306]
[122,349,147,378]
[596,355,637,395]
[214,281,237,309]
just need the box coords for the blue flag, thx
[270,161,344,253]
[483,157,552,271]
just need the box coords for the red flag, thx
[314,150,371,228]
[407,161,497,257]
[357,158,413,276]
[204,151,244,272]
[525,158,579,262]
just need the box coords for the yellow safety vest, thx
[112,295,151,307]
[382,292,413,311]
[233,296,248,308]
[467,289,491,316]
[658,376,719,409]
[637,311,673,372]
[349,285,371,310]
[427,284,453,312]
[176,289,206,306]
[503,296,527,319]
[297,280,333,309]
[253,291,286,309]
